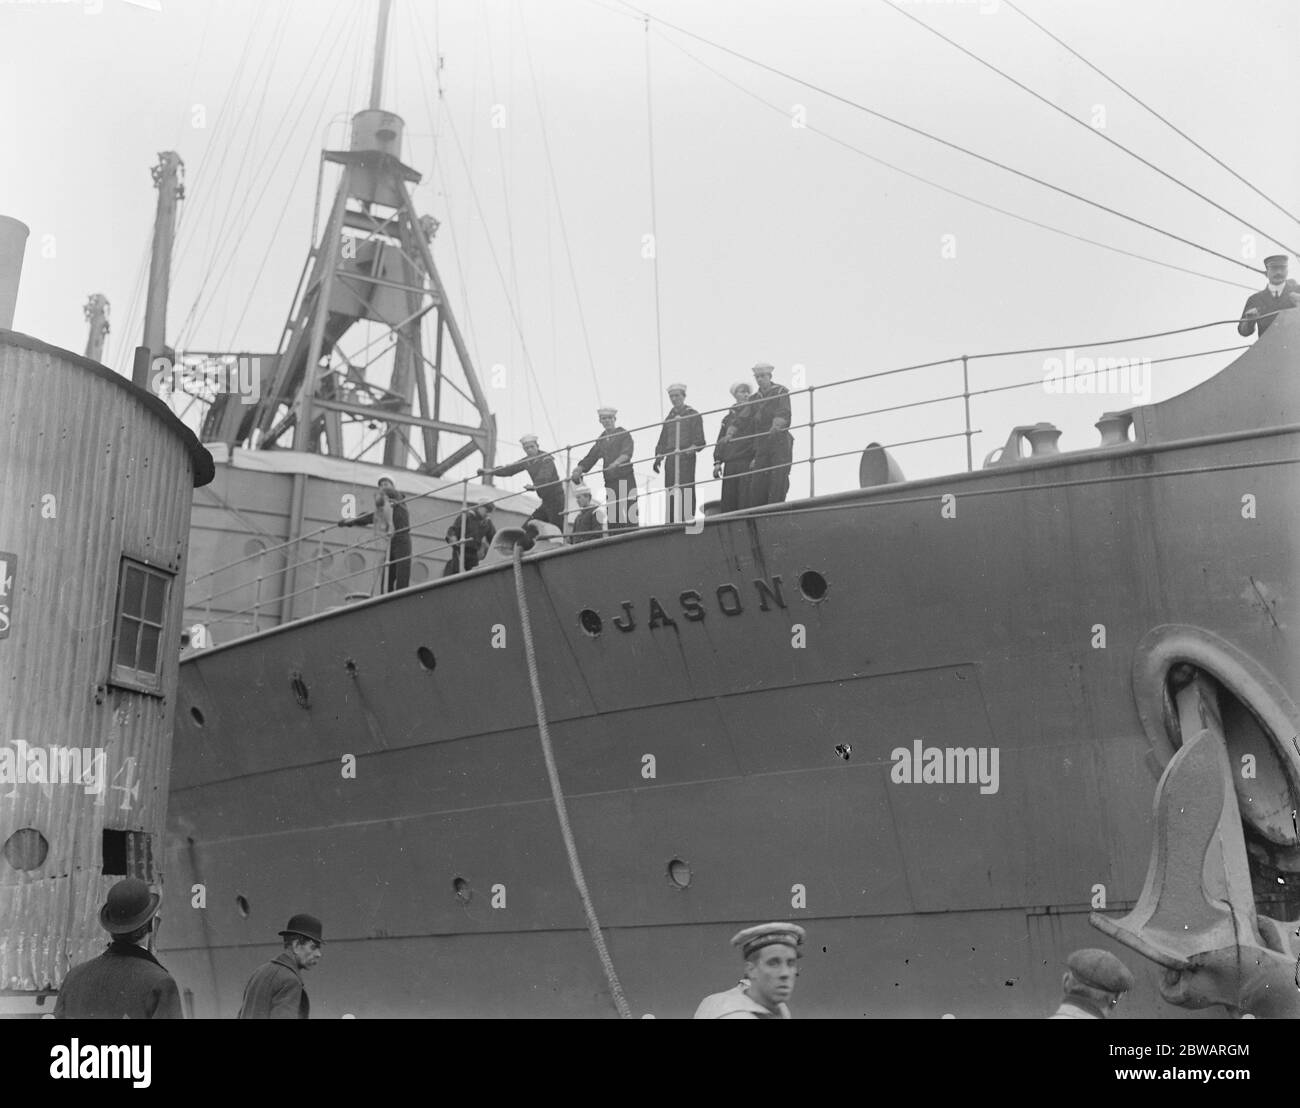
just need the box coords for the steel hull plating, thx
[161,416,1299,1017]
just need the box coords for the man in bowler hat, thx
[238,913,323,1019]
[54,877,184,1019]
[1049,948,1134,1018]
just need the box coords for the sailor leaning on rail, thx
[572,407,638,533]
[338,476,411,592]
[694,922,805,1018]
[477,433,566,531]
[743,363,794,508]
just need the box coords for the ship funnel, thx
[0,215,30,330]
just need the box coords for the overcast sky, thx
[3,0,1297,495]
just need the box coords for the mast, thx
[370,0,392,110]
[231,0,494,478]
[83,293,110,362]
[142,151,184,366]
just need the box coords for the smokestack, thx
[0,216,30,331]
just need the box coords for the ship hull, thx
[161,416,1300,1017]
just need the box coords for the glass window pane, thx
[138,624,161,675]
[144,572,167,624]
[116,616,140,669]
[122,565,144,618]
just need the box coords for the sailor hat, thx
[1263,254,1288,267]
[731,922,806,959]
[597,406,618,417]
[667,382,688,394]
[751,362,775,375]
[729,381,752,398]
[520,432,540,446]
[1067,949,1133,994]
[573,484,594,497]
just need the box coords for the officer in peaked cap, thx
[693,923,806,1019]
[1048,948,1134,1019]
[54,877,184,1019]
[238,913,323,1019]
[1238,254,1300,338]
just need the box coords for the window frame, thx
[108,557,173,696]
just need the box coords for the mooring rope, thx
[511,542,633,1019]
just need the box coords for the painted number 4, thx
[103,756,140,812]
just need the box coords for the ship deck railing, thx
[184,314,1257,639]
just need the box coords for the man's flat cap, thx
[731,922,806,959]
[1264,254,1288,267]
[1068,948,1133,994]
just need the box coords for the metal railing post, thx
[961,355,973,472]
[808,384,816,497]
[311,535,325,616]
[459,477,469,570]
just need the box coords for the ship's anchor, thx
[1091,711,1300,1017]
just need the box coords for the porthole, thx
[667,858,692,889]
[579,609,603,636]
[236,895,250,919]
[798,570,829,602]
[3,828,49,872]
[417,646,437,672]
[453,877,472,904]
[190,706,205,726]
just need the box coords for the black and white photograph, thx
[0,0,1297,1065]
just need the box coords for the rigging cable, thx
[1003,0,1300,228]
[644,17,665,402]
[186,3,353,350]
[518,1,603,403]
[511,542,633,1020]
[653,28,1255,293]
[611,0,1264,277]
[880,0,1298,257]
[435,73,559,443]
[174,0,297,346]
[222,3,362,349]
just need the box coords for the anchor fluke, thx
[1091,728,1300,1017]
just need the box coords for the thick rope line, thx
[511,544,633,1019]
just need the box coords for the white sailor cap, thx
[667,382,688,394]
[730,922,806,959]
[597,406,618,417]
[751,362,775,375]
[520,432,540,445]
[573,484,594,498]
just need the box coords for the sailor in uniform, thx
[693,922,805,1019]
[567,484,607,543]
[653,383,706,522]
[1048,948,1134,1018]
[478,433,566,529]
[572,407,638,532]
[1238,254,1300,338]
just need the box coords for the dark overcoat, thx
[54,942,184,1019]
[237,951,309,1019]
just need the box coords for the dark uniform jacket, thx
[714,405,759,465]
[750,383,792,432]
[1238,280,1300,337]
[348,494,412,557]
[577,428,636,489]
[237,951,309,1019]
[54,941,184,1019]
[490,453,565,522]
[654,406,707,486]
